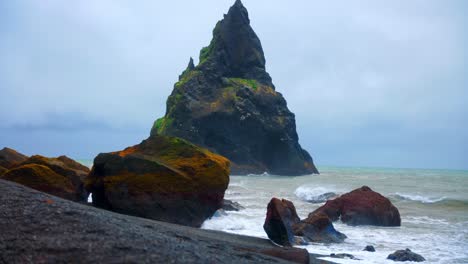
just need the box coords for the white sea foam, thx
[294,185,340,203]
[394,193,446,204]
[202,168,468,263]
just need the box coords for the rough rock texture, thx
[0,166,6,176]
[0,147,28,169]
[150,0,318,176]
[0,179,334,264]
[1,164,79,201]
[311,186,401,226]
[387,249,425,262]
[263,198,301,246]
[292,213,347,243]
[19,155,89,201]
[86,134,230,227]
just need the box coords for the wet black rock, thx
[363,245,376,252]
[151,0,318,176]
[222,199,245,211]
[387,248,425,262]
[305,192,337,203]
[330,253,360,260]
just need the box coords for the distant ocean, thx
[77,160,468,263]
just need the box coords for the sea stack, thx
[151,0,318,176]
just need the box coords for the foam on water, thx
[394,193,447,204]
[203,167,468,264]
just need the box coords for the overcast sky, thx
[0,0,466,170]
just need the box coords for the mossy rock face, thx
[1,164,78,201]
[86,134,230,227]
[150,1,318,176]
[19,155,90,202]
[0,147,28,169]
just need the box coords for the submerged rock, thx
[263,198,300,246]
[330,253,360,260]
[292,212,347,243]
[305,192,337,203]
[150,0,318,176]
[311,186,401,226]
[86,134,230,227]
[0,147,28,169]
[387,248,425,262]
[222,199,245,211]
[363,245,376,252]
[1,164,79,201]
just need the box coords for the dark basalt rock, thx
[222,199,245,211]
[0,165,6,176]
[387,248,425,262]
[85,134,230,227]
[330,253,360,260]
[311,186,401,226]
[363,245,376,252]
[151,0,318,176]
[292,212,347,243]
[0,147,28,169]
[0,179,335,264]
[263,198,300,246]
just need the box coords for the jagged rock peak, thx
[179,57,195,80]
[197,0,272,86]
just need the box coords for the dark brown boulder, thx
[85,134,230,227]
[20,155,90,201]
[292,212,346,243]
[0,166,7,176]
[263,198,300,246]
[0,147,28,169]
[312,186,401,226]
[258,248,309,264]
[1,164,78,201]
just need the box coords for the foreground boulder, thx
[0,179,333,264]
[387,248,425,262]
[0,147,28,169]
[263,198,301,246]
[1,164,79,201]
[19,155,89,201]
[0,166,6,176]
[150,0,318,176]
[292,212,347,243]
[311,186,401,226]
[86,134,230,227]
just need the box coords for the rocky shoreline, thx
[0,179,333,264]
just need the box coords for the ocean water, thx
[202,167,468,264]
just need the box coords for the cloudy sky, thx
[0,0,466,170]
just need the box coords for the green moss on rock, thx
[86,134,230,227]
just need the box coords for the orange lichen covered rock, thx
[86,134,230,227]
[0,147,28,169]
[19,155,90,201]
[1,164,78,201]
